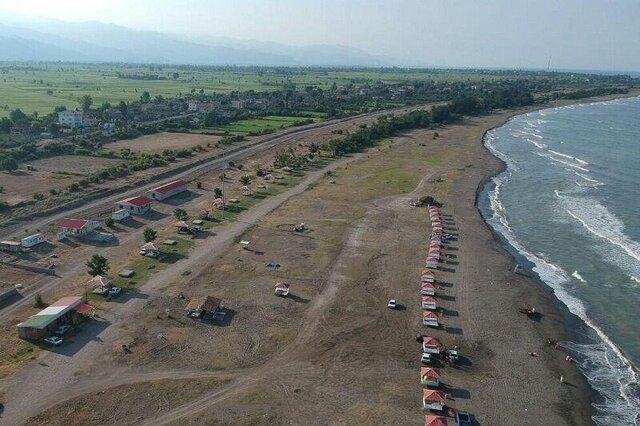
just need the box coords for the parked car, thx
[447,349,459,363]
[55,324,71,335]
[421,353,432,364]
[108,286,122,296]
[44,336,63,346]
[387,299,397,309]
[456,410,472,426]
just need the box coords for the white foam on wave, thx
[555,191,640,264]
[525,138,546,149]
[572,270,587,283]
[548,149,589,165]
[536,152,590,172]
[631,276,640,284]
[575,172,602,185]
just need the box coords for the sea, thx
[478,96,640,425]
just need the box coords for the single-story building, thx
[21,233,47,248]
[421,283,436,296]
[17,296,82,340]
[420,367,441,387]
[423,390,446,411]
[116,195,152,215]
[111,209,131,222]
[422,336,443,354]
[423,311,439,327]
[274,282,290,296]
[425,414,447,426]
[149,180,188,201]
[56,218,101,236]
[421,269,435,283]
[185,295,222,319]
[428,249,440,260]
[0,240,22,253]
[421,296,437,311]
[140,242,159,258]
[425,257,439,270]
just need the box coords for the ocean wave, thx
[536,152,590,172]
[575,172,602,185]
[525,138,546,149]
[548,149,589,165]
[572,270,587,283]
[555,192,640,264]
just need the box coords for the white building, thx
[58,110,84,127]
[21,233,47,248]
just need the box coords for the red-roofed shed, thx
[116,195,152,215]
[425,415,447,426]
[149,180,188,201]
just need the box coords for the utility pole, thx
[222,162,228,220]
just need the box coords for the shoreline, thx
[474,92,640,424]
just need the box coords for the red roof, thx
[422,336,443,347]
[421,269,435,275]
[274,282,290,289]
[421,367,442,379]
[73,303,95,315]
[426,257,438,262]
[425,415,447,426]
[152,180,187,194]
[422,296,436,303]
[422,283,435,290]
[423,311,438,319]
[423,390,446,403]
[50,296,83,307]
[120,195,152,207]
[56,218,88,229]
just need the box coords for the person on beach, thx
[560,375,564,384]
[529,352,539,357]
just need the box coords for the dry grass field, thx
[103,132,224,154]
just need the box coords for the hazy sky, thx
[1,0,640,71]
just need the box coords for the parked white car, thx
[421,353,432,364]
[387,299,397,309]
[55,324,71,335]
[44,336,63,346]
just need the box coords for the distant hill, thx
[0,18,392,66]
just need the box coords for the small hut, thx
[425,414,447,426]
[422,336,443,354]
[241,186,252,196]
[421,269,435,283]
[420,367,441,387]
[140,242,159,258]
[185,296,221,319]
[425,257,439,270]
[423,311,439,327]
[420,282,436,296]
[421,296,437,310]
[422,390,446,411]
[274,282,290,297]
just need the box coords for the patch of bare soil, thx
[103,132,223,154]
[24,377,230,426]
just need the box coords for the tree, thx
[240,175,252,186]
[213,188,223,198]
[81,95,93,111]
[140,91,151,103]
[0,156,18,172]
[86,254,109,277]
[34,293,46,308]
[143,227,157,243]
[32,192,45,201]
[173,208,188,220]
[0,117,12,133]
[104,217,115,228]
[9,108,27,123]
[172,72,179,80]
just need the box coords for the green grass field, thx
[0,64,518,118]
[205,115,323,135]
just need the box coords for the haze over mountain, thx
[0,17,395,66]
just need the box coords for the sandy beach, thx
[5,95,638,425]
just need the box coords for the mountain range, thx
[0,16,394,66]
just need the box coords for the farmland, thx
[0,64,535,118]
[203,115,324,136]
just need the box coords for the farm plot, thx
[102,132,223,154]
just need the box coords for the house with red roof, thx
[423,389,446,411]
[425,414,447,426]
[421,269,435,283]
[116,195,152,215]
[421,295,437,311]
[149,180,188,201]
[422,336,443,354]
[421,282,436,296]
[274,282,290,297]
[56,218,101,236]
[420,367,441,387]
[423,311,439,327]
[425,256,439,270]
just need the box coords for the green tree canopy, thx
[86,254,109,277]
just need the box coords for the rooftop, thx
[56,218,88,230]
[152,180,187,194]
[120,195,152,207]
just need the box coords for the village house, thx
[58,109,84,127]
[420,282,436,296]
[185,295,222,319]
[56,218,101,237]
[21,233,47,248]
[425,414,448,426]
[422,390,446,411]
[231,99,248,109]
[0,240,22,253]
[421,296,437,311]
[116,195,152,215]
[420,367,441,387]
[148,180,188,201]
[16,296,92,340]
[423,311,439,327]
[422,336,443,354]
[425,256,439,270]
[421,269,435,283]
[111,208,131,222]
[274,282,290,297]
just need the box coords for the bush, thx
[105,217,115,228]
